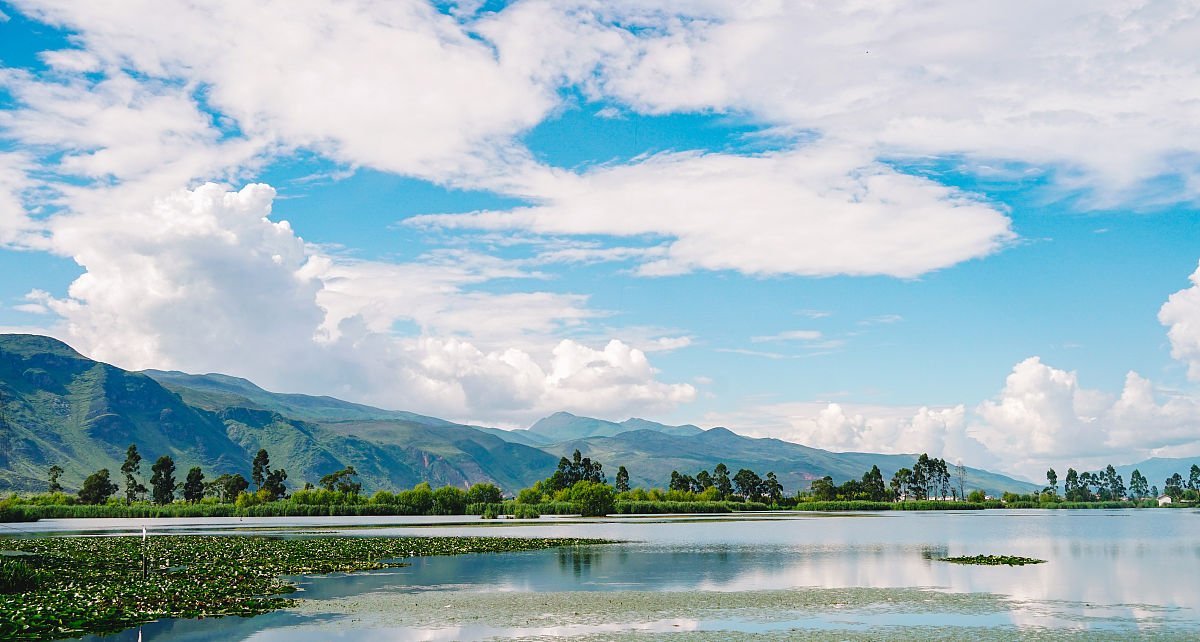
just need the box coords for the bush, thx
[466,483,503,505]
[516,488,542,504]
[510,504,541,519]
[569,481,615,517]
[431,486,467,515]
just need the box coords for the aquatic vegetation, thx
[940,555,1046,566]
[0,535,606,640]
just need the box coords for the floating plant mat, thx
[0,534,607,640]
[939,555,1046,566]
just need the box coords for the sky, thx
[1,1,1200,481]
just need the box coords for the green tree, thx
[150,455,176,505]
[695,469,712,490]
[262,468,288,501]
[810,476,837,501]
[466,482,502,505]
[516,487,541,504]
[1129,469,1149,499]
[77,469,118,505]
[47,464,64,494]
[669,470,695,492]
[1064,468,1082,501]
[251,449,270,490]
[1046,468,1058,496]
[570,480,615,517]
[733,468,762,500]
[713,463,732,498]
[431,486,466,515]
[615,466,630,494]
[967,489,986,503]
[183,466,205,502]
[211,473,249,503]
[319,466,362,495]
[891,468,912,501]
[1104,465,1125,500]
[1165,473,1184,500]
[763,472,784,502]
[861,465,887,501]
[121,444,148,503]
[1189,464,1200,491]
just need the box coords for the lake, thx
[34,509,1200,640]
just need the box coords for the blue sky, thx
[2,1,1199,479]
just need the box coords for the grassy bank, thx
[0,534,607,640]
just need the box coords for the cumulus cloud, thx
[971,357,1200,475]
[31,182,693,424]
[412,145,1014,278]
[1159,261,1200,380]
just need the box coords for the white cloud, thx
[10,0,568,182]
[1159,260,1200,380]
[584,0,1200,200]
[29,182,693,424]
[971,357,1200,476]
[412,144,1014,278]
[704,400,993,469]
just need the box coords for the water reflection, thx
[55,509,1200,640]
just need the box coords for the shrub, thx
[516,488,542,504]
[466,483,503,505]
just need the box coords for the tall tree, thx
[121,444,147,503]
[954,461,967,500]
[713,463,733,498]
[1046,468,1058,496]
[1189,464,1200,491]
[150,455,176,505]
[1129,469,1149,499]
[862,465,887,502]
[615,466,630,494]
[77,469,118,505]
[319,466,362,495]
[1064,468,1082,501]
[47,464,64,493]
[763,472,784,502]
[213,473,249,503]
[695,469,713,490]
[733,468,762,499]
[252,449,270,490]
[262,467,288,501]
[891,468,912,501]
[183,466,205,502]
[1104,465,1125,500]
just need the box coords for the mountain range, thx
[0,333,1043,496]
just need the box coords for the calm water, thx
[32,509,1200,640]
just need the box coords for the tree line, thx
[55,444,294,505]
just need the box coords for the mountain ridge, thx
[2,333,1038,497]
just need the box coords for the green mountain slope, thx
[510,411,703,443]
[0,335,557,494]
[1,333,1035,499]
[541,427,1039,496]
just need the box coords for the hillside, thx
[495,411,704,444]
[1112,457,1200,491]
[1,333,1037,499]
[0,335,557,493]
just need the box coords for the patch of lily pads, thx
[0,535,607,640]
[939,554,1046,566]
